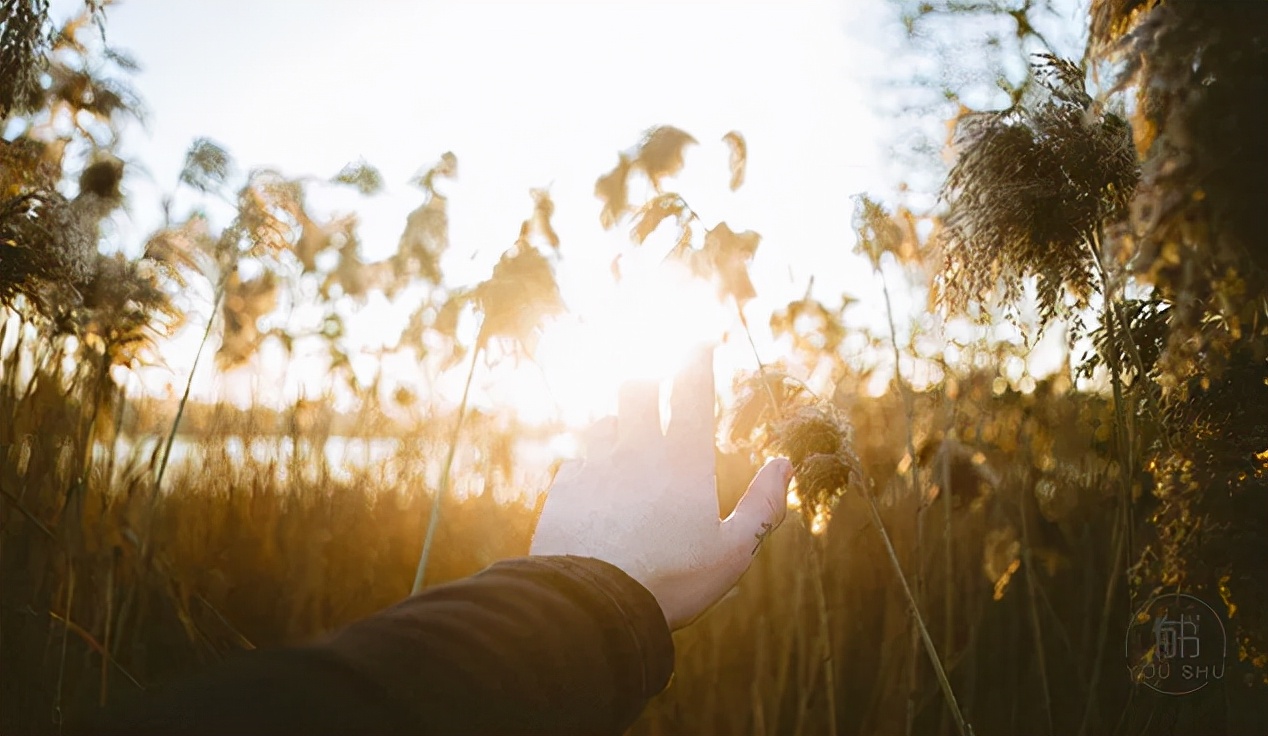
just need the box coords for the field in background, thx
[4,340,1248,735]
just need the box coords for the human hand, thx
[530,347,792,630]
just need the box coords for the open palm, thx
[531,347,791,629]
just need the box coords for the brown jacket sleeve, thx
[79,556,674,736]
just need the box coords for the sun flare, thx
[504,261,730,429]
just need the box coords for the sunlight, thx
[508,261,729,428]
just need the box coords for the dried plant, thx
[217,269,279,369]
[179,138,232,194]
[395,153,456,287]
[331,160,384,196]
[413,192,565,593]
[2,6,1263,734]
[1088,0,1268,682]
[1079,296,1170,383]
[73,252,183,367]
[47,62,142,135]
[698,223,761,308]
[527,188,559,250]
[233,170,304,257]
[1092,0,1268,388]
[769,289,849,358]
[0,0,52,116]
[595,153,632,229]
[0,156,124,319]
[0,136,66,195]
[1145,350,1268,671]
[722,131,746,191]
[728,371,861,526]
[0,192,96,310]
[594,125,697,227]
[321,221,389,301]
[771,404,864,524]
[630,192,684,245]
[633,125,697,190]
[937,54,1138,324]
[472,236,565,356]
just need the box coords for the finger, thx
[667,346,716,463]
[617,378,662,444]
[582,415,618,458]
[549,458,585,488]
[722,458,792,561]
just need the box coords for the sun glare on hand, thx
[517,262,729,430]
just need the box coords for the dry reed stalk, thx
[154,286,224,503]
[876,257,926,736]
[100,554,113,706]
[862,492,973,736]
[809,540,838,736]
[411,342,480,594]
[734,307,842,735]
[0,483,54,538]
[53,565,74,732]
[939,435,955,736]
[768,564,802,735]
[1019,487,1054,736]
[751,615,769,735]
[1077,229,1138,736]
[47,609,143,692]
[110,284,226,668]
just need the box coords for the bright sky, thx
[55,1,946,425]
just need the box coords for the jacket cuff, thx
[532,555,675,698]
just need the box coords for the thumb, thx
[722,457,792,560]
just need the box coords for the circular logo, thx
[1125,593,1227,695]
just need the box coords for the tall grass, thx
[2,314,1188,735]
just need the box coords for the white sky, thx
[50,1,953,424]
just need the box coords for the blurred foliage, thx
[1087,0,1268,686]
[893,1,1268,725]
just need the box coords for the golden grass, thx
[1,329,1178,735]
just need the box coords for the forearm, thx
[323,555,674,734]
[79,556,674,736]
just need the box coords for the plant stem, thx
[1019,485,1054,736]
[940,432,955,736]
[1077,230,1136,736]
[153,286,224,504]
[411,343,481,594]
[115,285,225,665]
[100,555,114,706]
[73,353,112,498]
[53,566,75,734]
[809,540,839,736]
[863,490,973,736]
[875,256,926,736]
[737,307,780,411]
[735,302,838,736]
